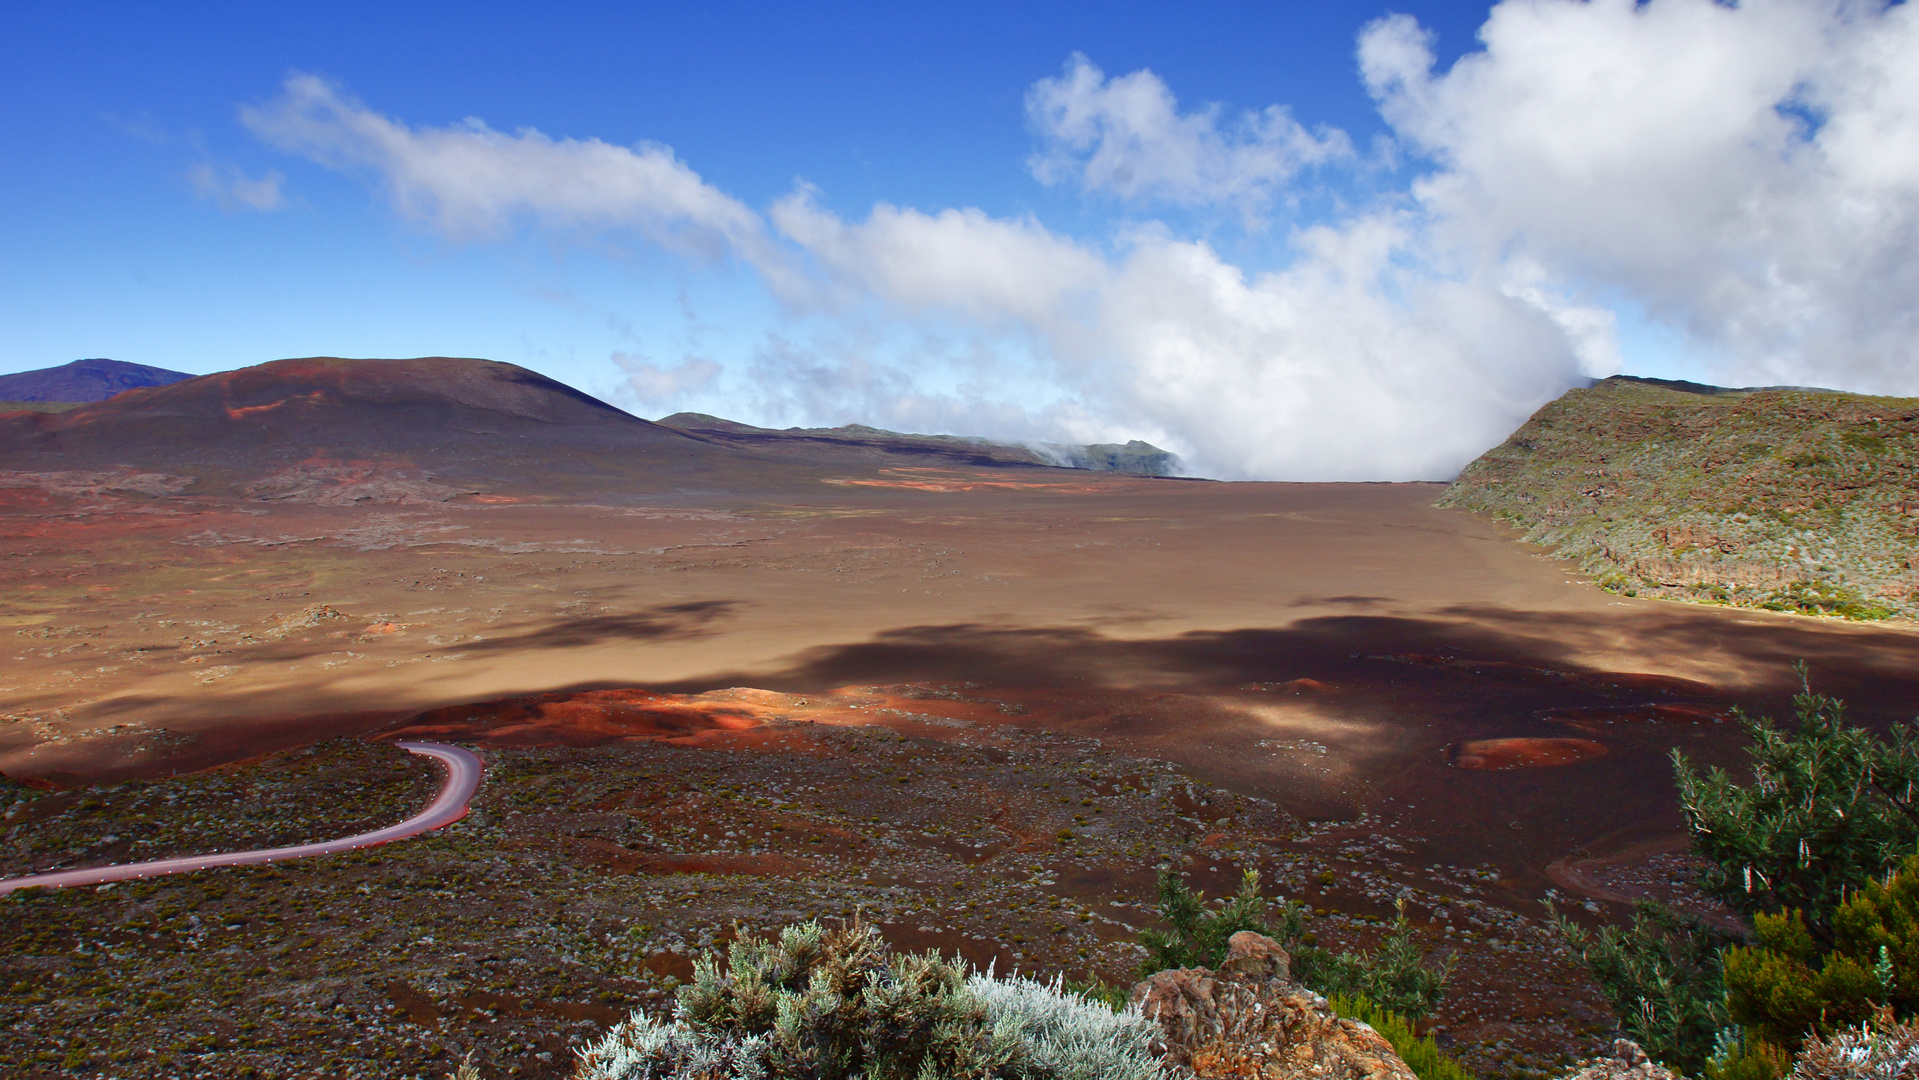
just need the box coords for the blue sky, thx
[4,1,1916,479]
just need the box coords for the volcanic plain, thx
[5,358,1919,1079]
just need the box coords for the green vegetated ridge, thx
[1441,376,1919,619]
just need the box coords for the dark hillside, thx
[0,356,755,501]
[1441,376,1919,619]
[657,413,1181,475]
[0,358,194,402]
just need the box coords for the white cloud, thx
[768,189,1107,327]
[241,2,1919,480]
[1084,224,1580,479]
[188,163,286,211]
[1025,53,1352,208]
[613,352,722,407]
[1362,0,1919,392]
[745,195,1582,479]
[240,74,772,265]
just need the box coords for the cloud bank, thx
[242,0,1919,480]
[1362,0,1919,394]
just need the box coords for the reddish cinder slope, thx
[0,356,764,498]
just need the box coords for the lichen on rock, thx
[1130,930,1418,1080]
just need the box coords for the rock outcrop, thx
[1558,1040,1681,1080]
[1129,931,1418,1080]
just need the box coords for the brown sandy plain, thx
[7,359,1919,1079]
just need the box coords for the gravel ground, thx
[2,719,1627,1079]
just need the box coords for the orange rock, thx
[1449,737,1609,770]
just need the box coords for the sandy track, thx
[0,742,481,895]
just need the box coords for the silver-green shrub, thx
[1791,1012,1919,1080]
[571,921,1165,1080]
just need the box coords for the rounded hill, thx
[0,356,748,500]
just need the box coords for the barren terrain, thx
[6,359,1919,1078]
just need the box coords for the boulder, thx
[1559,1040,1682,1080]
[1217,929,1292,984]
[1129,932,1417,1080]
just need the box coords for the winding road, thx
[0,742,483,896]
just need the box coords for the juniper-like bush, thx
[1674,676,1919,941]
[1556,674,1919,1069]
[1136,868,1274,975]
[1328,994,1474,1080]
[1138,869,1450,1020]
[1551,900,1739,1072]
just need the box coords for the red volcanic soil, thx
[1542,703,1734,735]
[387,687,785,747]
[1449,737,1611,770]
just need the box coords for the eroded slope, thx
[1441,376,1919,619]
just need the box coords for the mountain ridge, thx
[1442,375,1919,619]
[656,412,1182,477]
[0,358,195,403]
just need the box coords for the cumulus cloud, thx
[769,190,1106,327]
[1084,225,1580,479]
[748,195,1582,479]
[1362,0,1919,392]
[1025,54,1352,208]
[241,74,772,265]
[242,2,1919,479]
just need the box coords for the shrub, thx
[1701,1029,1791,1080]
[1137,868,1274,975]
[1552,900,1738,1072]
[1723,909,1878,1047]
[1758,582,1894,621]
[1295,906,1452,1021]
[1832,852,1919,1017]
[572,920,1167,1080]
[1791,1008,1919,1080]
[1138,870,1451,1021]
[1559,679,1919,1067]
[1329,994,1475,1080]
[1719,852,1919,1051]
[1674,679,1919,939]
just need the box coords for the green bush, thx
[1329,994,1475,1080]
[1719,851,1919,1050]
[1832,851,1919,1015]
[573,920,1167,1080]
[1702,1029,1791,1080]
[1293,906,1452,1022]
[1552,901,1738,1072]
[1758,581,1894,620]
[1558,679,1919,1067]
[1674,680,1919,939]
[1723,909,1877,1047]
[1136,868,1274,975]
[1139,870,1450,1021]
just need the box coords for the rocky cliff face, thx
[1130,931,1418,1080]
[1441,376,1919,620]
